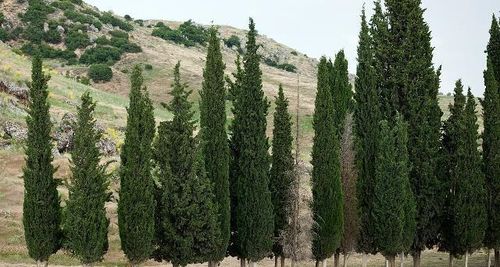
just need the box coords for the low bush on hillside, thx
[81,8,100,18]
[65,27,91,50]
[95,31,142,54]
[64,10,102,30]
[100,12,133,31]
[152,20,208,47]
[79,46,122,65]
[144,64,153,70]
[263,57,297,73]
[0,11,5,25]
[88,64,113,82]
[43,21,62,44]
[50,0,75,11]
[21,43,77,62]
[224,35,241,49]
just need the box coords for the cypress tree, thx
[232,18,274,264]
[454,90,487,262]
[23,55,61,266]
[200,27,230,264]
[372,116,413,267]
[270,84,294,263]
[118,66,156,265]
[227,54,245,259]
[483,60,500,265]
[154,62,220,267]
[381,1,444,263]
[487,15,500,81]
[354,7,380,256]
[64,92,109,265]
[311,57,343,265]
[329,50,353,134]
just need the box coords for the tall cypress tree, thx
[200,27,230,264]
[487,15,500,81]
[118,66,156,265]
[380,1,443,263]
[354,7,380,256]
[482,60,500,265]
[155,62,220,267]
[23,55,61,266]
[231,18,274,264]
[311,57,343,265]
[64,92,109,265]
[270,84,294,263]
[453,90,487,260]
[330,50,353,134]
[227,54,245,259]
[372,116,413,267]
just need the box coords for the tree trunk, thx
[448,253,453,267]
[488,249,492,267]
[387,256,396,267]
[362,253,368,267]
[173,264,179,267]
[248,261,257,267]
[334,252,340,267]
[275,256,279,267]
[343,253,347,267]
[280,256,285,267]
[412,250,421,267]
[495,249,500,267]
[465,252,469,267]
[400,253,404,267]
[385,259,389,267]
[316,260,321,267]
[36,261,48,267]
[322,259,327,267]
[241,258,247,267]
[291,259,296,267]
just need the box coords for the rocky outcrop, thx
[2,121,28,141]
[0,81,30,103]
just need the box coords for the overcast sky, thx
[85,0,500,96]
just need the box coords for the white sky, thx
[85,0,500,96]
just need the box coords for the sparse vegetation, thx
[152,20,208,47]
[144,64,153,70]
[88,64,113,82]
[64,10,102,30]
[99,12,133,31]
[224,35,241,48]
[263,57,297,73]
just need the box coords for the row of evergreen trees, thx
[353,1,500,267]
[20,3,500,267]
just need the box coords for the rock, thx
[0,81,30,102]
[43,22,49,32]
[98,137,117,156]
[52,147,61,158]
[89,24,99,33]
[2,121,27,141]
[56,25,65,34]
[54,113,76,153]
[0,97,27,116]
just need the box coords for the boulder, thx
[0,81,30,102]
[2,121,27,141]
[89,24,99,33]
[43,22,49,32]
[56,25,65,34]
[98,137,117,156]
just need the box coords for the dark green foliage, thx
[224,35,241,48]
[372,117,414,258]
[88,64,113,82]
[154,62,220,266]
[152,20,208,47]
[79,46,122,65]
[487,15,500,81]
[227,54,244,257]
[263,57,297,73]
[0,11,4,25]
[69,0,82,5]
[81,8,100,18]
[199,28,230,262]
[270,84,294,258]
[20,43,76,62]
[329,50,353,134]
[43,22,62,44]
[144,64,153,70]
[94,32,141,54]
[354,8,380,255]
[135,19,144,26]
[21,0,54,44]
[99,12,133,31]
[50,0,75,11]
[442,88,487,256]
[64,92,109,264]
[311,57,343,262]
[230,18,274,262]
[109,30,129,39]
[64,10,102,30]
[65,28,90,51]
[23,55,61,262]
[124,14,133,21]
[379,0,444,255]
[483,59,500,250]
[0,28,8,42]
[118,66,155,265]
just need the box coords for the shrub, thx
[155,22,165,27]
[69,0,82,5]
[95,36,110,45]
[0,11,5,25]
[24,24,45,43]
[0,29,8,42]
[99,12,133,31]
[50,0,75,11]
[21,0,54,24]
[79,46,122,65]
[178,19,208,46]
[135,19,144,26]
[109,37,141,53]
[64,10,102,30]
[224,35,241,48]
[263,57,297,73]
[124,14,132,21]
[78,76,90,85]
[65,28,90,50]
[44,28,62,44]
[21,43,77,61]
[88,64,113,82]
[291,51,298,56]
[7,27,23,41]
[81,8,100,18]
[144,64,153,70]
[152,19,208,47]
[109,30,129,39]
